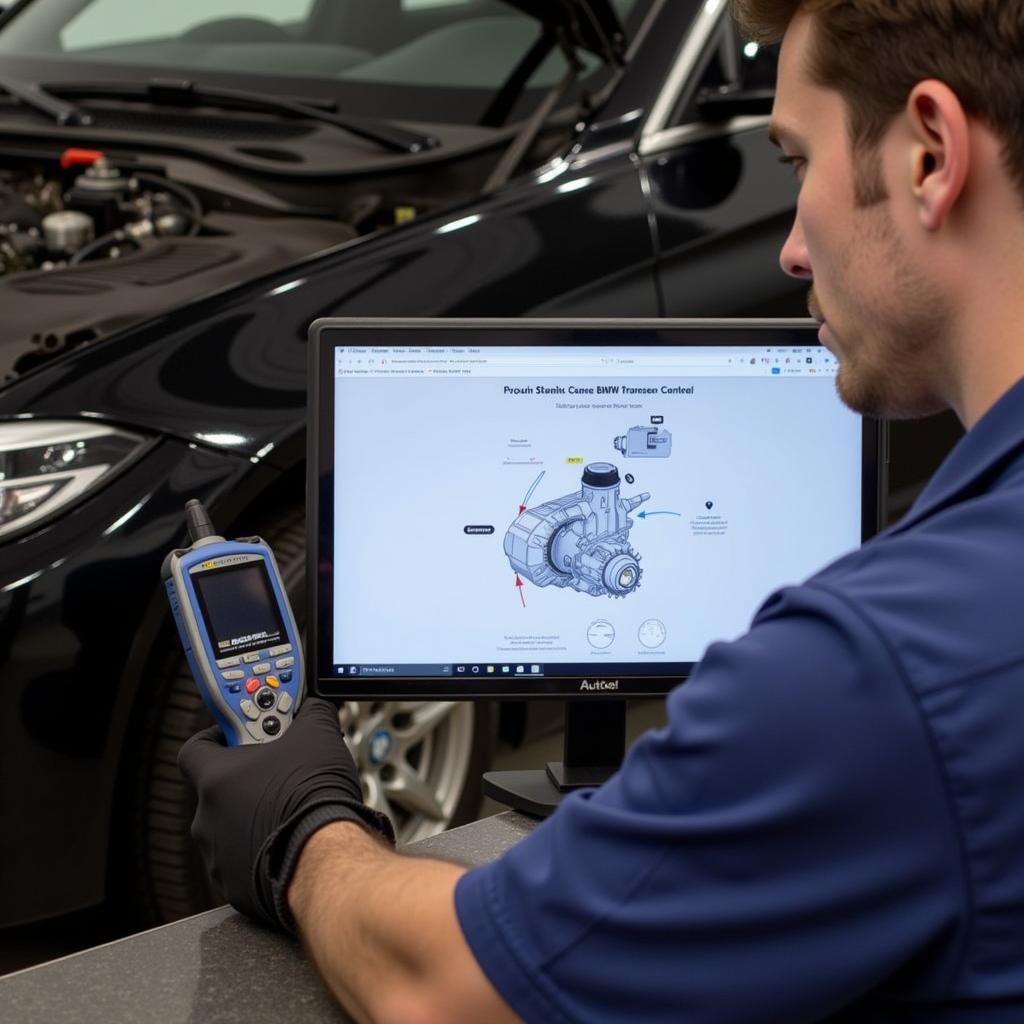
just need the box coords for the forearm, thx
[288,822,517,1024]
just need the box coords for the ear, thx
[904,80,969,231]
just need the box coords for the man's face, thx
[772,11,948,419]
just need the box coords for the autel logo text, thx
[579,679,619,692]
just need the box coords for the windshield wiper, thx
[0,75,93,127]
[41,77,440,154]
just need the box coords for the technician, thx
[179,2,1024,1020]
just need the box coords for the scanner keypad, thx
[226,646,298,742]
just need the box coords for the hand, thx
[178,697,395,932]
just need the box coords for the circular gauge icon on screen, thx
[587,619,616,649]
[638,618,667,648]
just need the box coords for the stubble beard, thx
[822,204,949,420]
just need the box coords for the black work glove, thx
[178,697,395,934]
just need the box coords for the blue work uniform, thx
[456,377,1024,1023]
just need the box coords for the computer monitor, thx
[308,318,886,816]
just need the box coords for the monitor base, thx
[483,761,617,818]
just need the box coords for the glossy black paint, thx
[0,0,959,926]
[647,127,805,316]
[0,440,283,922]
[8,158,658,461]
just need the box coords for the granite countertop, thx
[0,811,538,1024]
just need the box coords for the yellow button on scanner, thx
[266,675,280,688]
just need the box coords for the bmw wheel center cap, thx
[368,728,394,766]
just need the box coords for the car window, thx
[0,0,644,86]
[0,0,651,126]
[61,0,317,51]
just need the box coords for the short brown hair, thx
[731,0,1024,202]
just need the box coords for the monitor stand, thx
[482,699,626,818]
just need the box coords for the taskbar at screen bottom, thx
[316,661,689,698]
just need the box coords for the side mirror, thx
[696,86,774,121]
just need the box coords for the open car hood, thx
[503,0,626,62]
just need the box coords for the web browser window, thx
[329,343,860,679]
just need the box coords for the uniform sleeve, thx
[455,584,967,1024]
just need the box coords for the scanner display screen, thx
[192,561,287,658]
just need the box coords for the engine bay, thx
[1,150,210,273]
[0,146,435,381]
[0,91,572,383]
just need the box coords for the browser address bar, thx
[386,355,739,366]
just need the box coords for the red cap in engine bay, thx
[60,148,105,170]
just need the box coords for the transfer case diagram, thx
[614,426,672,458]
[504,463,649,598]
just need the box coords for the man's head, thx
[731,0,1024,422]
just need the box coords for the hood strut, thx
[483,36,583,193]
[503,0,626,65]
[481,30,562,129]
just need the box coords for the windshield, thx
[0,0,649,125]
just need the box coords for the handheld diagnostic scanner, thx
[162,500,304,745]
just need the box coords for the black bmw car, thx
[0,0,958,929]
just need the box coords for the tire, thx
[130,504,494,924]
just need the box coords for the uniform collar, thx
[891,375,1024,533]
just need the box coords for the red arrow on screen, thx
[518,503,526,515]
[514,573,526,607]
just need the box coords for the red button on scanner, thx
[245,678,260,694]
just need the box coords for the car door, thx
[637,5,805,317]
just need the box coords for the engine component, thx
[0,183,43,231]
[504,462,650,598]
[0,226,44,275]
[42,210,95,254]
[613,426,672,458]
[123,209,188,242]
[66,157,131,235]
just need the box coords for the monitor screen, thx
[309,319,885,699]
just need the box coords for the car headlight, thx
[0,420,149,541]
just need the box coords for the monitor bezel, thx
[307,318,887,700]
